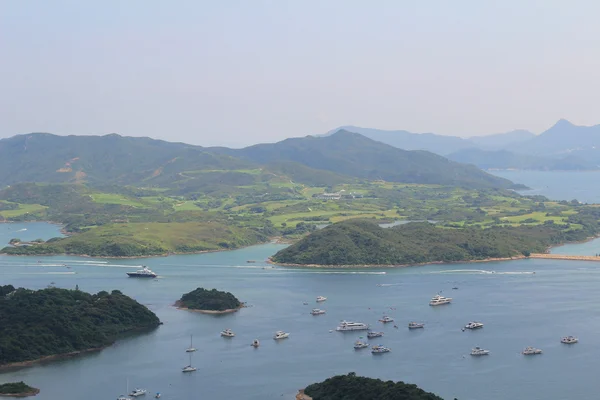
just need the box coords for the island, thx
[0,285,161,367]
[0,382,40,398]
[272,218,600,266]
[175,287,242,314]
[300,373,445,400]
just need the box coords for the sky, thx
[2,1,600,147]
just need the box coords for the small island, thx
[300,373,445,400]
[272,219,600,267]
[176,287,242,314]
[0,382,40,398]
[0,285,161,367]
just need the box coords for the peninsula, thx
[176,287,242,314]
[301,373,444,400]
[0,382,40,398]
[0,285,161,366]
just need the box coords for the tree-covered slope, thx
[272,219,596,266]
[0,286,160,365]
[177,288,241,311]
[213,130,520,189]
[304,373,444,400]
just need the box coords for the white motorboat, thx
[220,328,235,337]
[336,321,369,331]
[470,346,490,356]
[522,346,543,355]
[185,334,196,352]
[354,339,369,349]
[464,321,484,330]
[371,345,391,354]
[316,296,327,302]
[561,336,578,344]
[408,322,425,329]
[311,308,326,315]
[379,316,394,323]
[182,352,197,372]
[252,339,260,348]
[118,396,133,400]
[130,388,147,397]
[367,331,384,339]
[429,294,452,306]
[126,266,157,278]
[273,330,290,340]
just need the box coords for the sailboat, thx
[182,352,197,373]
[117,379,133,400]
[185,335,196,352]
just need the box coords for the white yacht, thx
[379,316,394,323]
[522,346,543,355]
[273,331,290,340]
[311,308,326,315]
[561,336,578,344]
[354,339,369,349]
[126,266,157,278]
[464,321,484,330]
[316,296,327,302]
[182,352,196,372]
[252,339,260,348]
[185,335,196,352]
[470,347,490,356]
[429,294,452,306]
[220,328,235,337]
[367,331,384,339]
[130,388,147,397]
[408,322,425,329]
[336,321,369,331]
[371,345,391,354]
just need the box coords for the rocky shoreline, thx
[0,347,106,371]
[174,300,243,315]
[0,389,40,398]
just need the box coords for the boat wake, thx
[377,283,402,287]
[18,271,76,275]
[434,269,535,275]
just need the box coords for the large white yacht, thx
[561,336,578,344]
[522,346,543,355]
[429,294,452,306]
[126,266,157,278]
[220,328,235,337]
[336,321,369,331]
[408,322,425,329]
[470,347,490,356]
[464,321,484,330]
[273,331,290,340]
[311,308,326,315]
[378,316,394,323]
[371,345,391,354]
[129,388,147,397]
[316,296,327,302]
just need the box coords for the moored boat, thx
[220,328,235,337]
[408,322,425,329]
[522,346,543,355]
[561,336,578,344]
[367,331,384,339]
[470,346,490,356]
[316,296,327,302]
[379,316,394,323]
[464,321,484,330]
[273,330,290,340]
[354,339,369,349]
[371,345,391,354]
[336,321,369,331]
[252,339,260,347]
[429,294,452,306]
[311,308,326,315]
[130,388,147,397]
[126,266,157,278]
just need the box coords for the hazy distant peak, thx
[551,119,575,129]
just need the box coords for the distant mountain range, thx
[331,120,600,171]
[0,131,518,191]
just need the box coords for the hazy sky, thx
[2,1,600,147]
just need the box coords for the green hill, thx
[212,130,521,189]
[177,288,241,311]
[304,373,444,400]
[271,219,595,266]
[0,285,160,365]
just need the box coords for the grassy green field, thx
[0,203,47,218]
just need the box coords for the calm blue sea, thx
[1,171,600,400]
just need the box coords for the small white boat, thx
[185,335,196,352]
[561,336,578,344]
[252,339,260,348]
[522,346,543,355]
[464,321,484,330]
[371,345,391,354]
[130,388,147,397]
[273,330,290,340]
[118,396,133,400]
[354,339,369,349]
[429,294,452,306]
[470,346,490,356]
[408,322,424,329]
[220,328,235,337]
[367,331,384,339]
[379,316,394,323]
[311,308,326,315]
[316,296,327,302]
